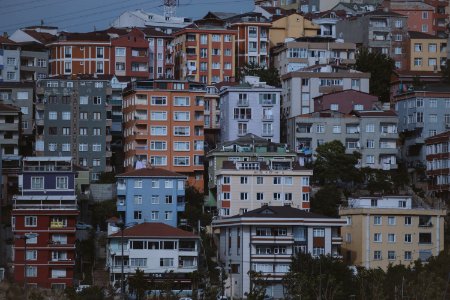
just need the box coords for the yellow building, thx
[408,31,447,72]
[339,196,446,270]
[269,13,319,47]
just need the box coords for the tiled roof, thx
[109,222,198,238]
[364,9,404,17]
[230,205,330,219]
[22,29,56,43]
[0,36,17,45]
[0,103,20,112]
[426,130,450,142]
[352,110,397,117]
[117,167,186,178]
[408,31,441,39]
[139,27,171,37]
[56,31,111,42]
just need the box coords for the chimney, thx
[3,32,8,38]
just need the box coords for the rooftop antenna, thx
[164,0,178,18]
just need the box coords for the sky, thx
[0,0,254,34]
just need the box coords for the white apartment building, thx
[212,205,345,299]
[216,158,313,216]
[220,76,281,143]
[107,222,199,295]
[281,65,370,117]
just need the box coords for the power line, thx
[0,0,69,15]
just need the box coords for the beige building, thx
[339,196,446,270]
[269,13,319,48]
[407,31,447,72]
[216,158,313,217]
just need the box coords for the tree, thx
[238,62,281,87]
[355,47,395,102]
[363,168,394,195]
[128,269,151,300]
[245,271,270,300]
[313,140,362,186]
[181,186,212,230]
[440,59,450,83]
[311,185,342,217]
[284,252,355,300]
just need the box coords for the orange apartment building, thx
[122,80,206,192]
[173,13,236,85]
[225,12,271,68]
[47,31,114,76]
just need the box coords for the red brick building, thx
[425,131,450,200]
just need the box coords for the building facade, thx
[212,205,345,299]
[272,36,357,76]
[219,76,281,143]
[268,13,319,48]
[394,85,450,167]
[107,222,199,296]
[407,31,447,72]
[287,110,399,170]
[425,131,450,200]
[313,89,379,113]
[281,65,370,118]
[116,168,186,227]
[12,157,78,289]
[35,77,113,181]
[0,36,21,82]
[19,42,49,81]
[339,195,446,270]
[173,13,236,85]
[122,80,205,191]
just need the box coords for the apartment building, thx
[310,10,346,39]
[224,12,271,68]
[35,77,113,181]
[122,80,205,192]
[0,104,21,202]
[172,13,236,85]
[18,42,49,81]
[12,157,79,289]
[336,9,409,70]
[212,205,345,299]
[272,36,357,76]
[313,90,379,113]
[281,65,370,118]
[0,36,20,82]
[407,31,447,72]
[287,110,399,170]
[112,10,193,34]
[394,84,450,167]
[203,85,221,148]
[0,82,34,139]
[268,13,319,48]
[390,70,443,101]
[339,196,446,270]
[110,28,150,78]
[140,28,174,80]
[388,1,435,34]
[116,168,186,227]
[107,222,199,296]
[219,76,281,143]
[425,131,450,200]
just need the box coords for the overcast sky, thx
[0,0,254,34]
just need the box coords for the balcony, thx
[237,100,249,106]
[50,221,67,228]
[331,236,343,244]
[262,115,273,121]
[251,234,294,243]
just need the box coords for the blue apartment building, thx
[116,168,186,227]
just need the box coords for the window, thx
[222,192,230,200]
[25,216,37,227]
[37,59,46,67]
[134,195,143,205]
[404,251,412,260]
[160,258,174,267]
[366,124,375,133]
[234,108,252,120]
[238,123,247,135]
[151,111,167,121]
[256,177,263,184]
[165,180,173,188]
[174,97,189,106]
[367,140,375,149]
[428,58,437,67]
[150,141,167,150]
[62,144,70,152]
[151,211,159,220]
[404,216,412,225]
[134,179,143,188]
[332,125,341,133]
[316,124,325,133]
[374,233,382,242]
[151,126,167,136]
[151,96,167,105]
[374,216,382,225]
[302,193,310,202]
[134,211,142,220]
[165,195,173,204]
[273,177,282,185]
[26,266,37,278]
[79,128,87,136]
[93,159,101,167]
[48,143,57,152]
[174,112,190,121]
[93,112,101,120]
[174,156,189,166]
[151,195,159,204]
[62,127,70,135]
[388,251,396,260]
[330,104,339,111]
[240,177,248,184]
[56,177,68,189]
[414,43,422,52]
[421,24,428,32]
[273,193,281,201]
[285,193,292,201]
[256,193,264,201]
[150,156,167,166]
[395,34,402,41]
[49,111,57,120]
[374,251,382,260]
[130,258,147,267]
[93,128,101,136]
[313,228,325,237]
[414,58,422,66]
[174,141,190,151]
[388,234,396,243]
[366,155,375,164]
[96,62,104,73]
[31,177,44,190]
[6,72,16,80]
[404,234,412,243]
[115,47,125,56]
[422,11,428,19]
[92,144,101,151]
[419,233,432,244]
[174,126,190,136]
[388,216,396,225]
[165,211,172,220]
[428,43,437,53]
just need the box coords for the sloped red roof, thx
[0,103,20,112]
[23,29,56,44]
[117,167,186,178]
[0,36,17,45]
[109,222,198,238]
